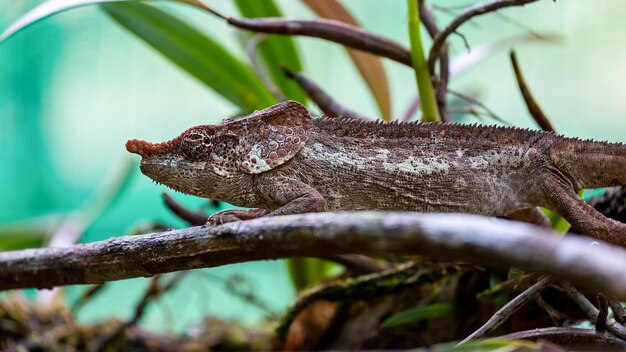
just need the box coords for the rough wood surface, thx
[3,212,626,297]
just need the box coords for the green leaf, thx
[431,338,542,352]
[102,2,276,110]
[0,0,217,43]
[233,0,307,103]
[0,0,117,43]
[287,258,338,291]
[0,228,47,251]
[380,303,455,328]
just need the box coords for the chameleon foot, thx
[206,208,270,225]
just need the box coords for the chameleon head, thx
[126,126,235,198]
[126,101,313,198]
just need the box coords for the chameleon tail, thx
[552,137,626,190]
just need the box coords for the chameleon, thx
[126,101,626,247]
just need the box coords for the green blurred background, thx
[1,0,625,332]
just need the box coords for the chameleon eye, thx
[180,131,212,161]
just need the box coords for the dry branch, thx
[510,50,555,131]
[561,281,626,341]
[459,276,552,344]
[428,0,540,73]
[2,212,626,296]
[497,327,626,348]
[218,16,412,66]
[282,67,368,119]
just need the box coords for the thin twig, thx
[428,0,540,73]
[245,33,286,101]
[560,281,626,341]
[496,327,626,348]
[447,88,511,124]
[3,212,626,300]
[95,272,188,351]
[609,296,626,324]
[316,254,385,275]
[281,67,368,119]
[71,284,106,313]
[510,50,555,131]
[534,291,570,325]
[162,192,208,226]
[597,293,609,332]
[458,276,552,344]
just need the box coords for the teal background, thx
[1,0,626,331]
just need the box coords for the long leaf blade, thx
[0,0,216,43]
[381,303,455,328]
[303,0,392,120]
[234,0,307,103]
[102,2,276,110]
[0,0,119,43]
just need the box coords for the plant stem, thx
[407,0,440,122]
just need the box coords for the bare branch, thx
[428,0,540,73]
[282,67,369,119]
[597,293,609,332]
[510,50,555,131]
[609,296,626,324]
[459,276,552,344]
[245,33,286,101]
[95,272,187,351]
[3,212,626,298]
[315,254,385,275]
[218,16,412,66]
[162,192,207,226]
[496,327,626,348]
[560,281,626,341]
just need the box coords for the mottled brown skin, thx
[127,101,626,247]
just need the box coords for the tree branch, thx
[496,327,626,348]
[510,50,555,131]
[428,0,540,73]
[2,212,626,297]
[459,276,552,344]
[281,67,369,119]
[217,15,412,66]
[560,281,626,341]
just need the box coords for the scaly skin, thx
[126,101,626,247]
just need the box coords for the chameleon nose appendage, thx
[126,139,152,157]
[126,139,175,157]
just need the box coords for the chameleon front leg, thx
[255,176,327,216]
[207,208,269,225]
[541,174,626,247]
[207,177,326,225]
[506,207,551,228]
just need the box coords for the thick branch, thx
[428,0,540,73]
[2,212,626,296]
